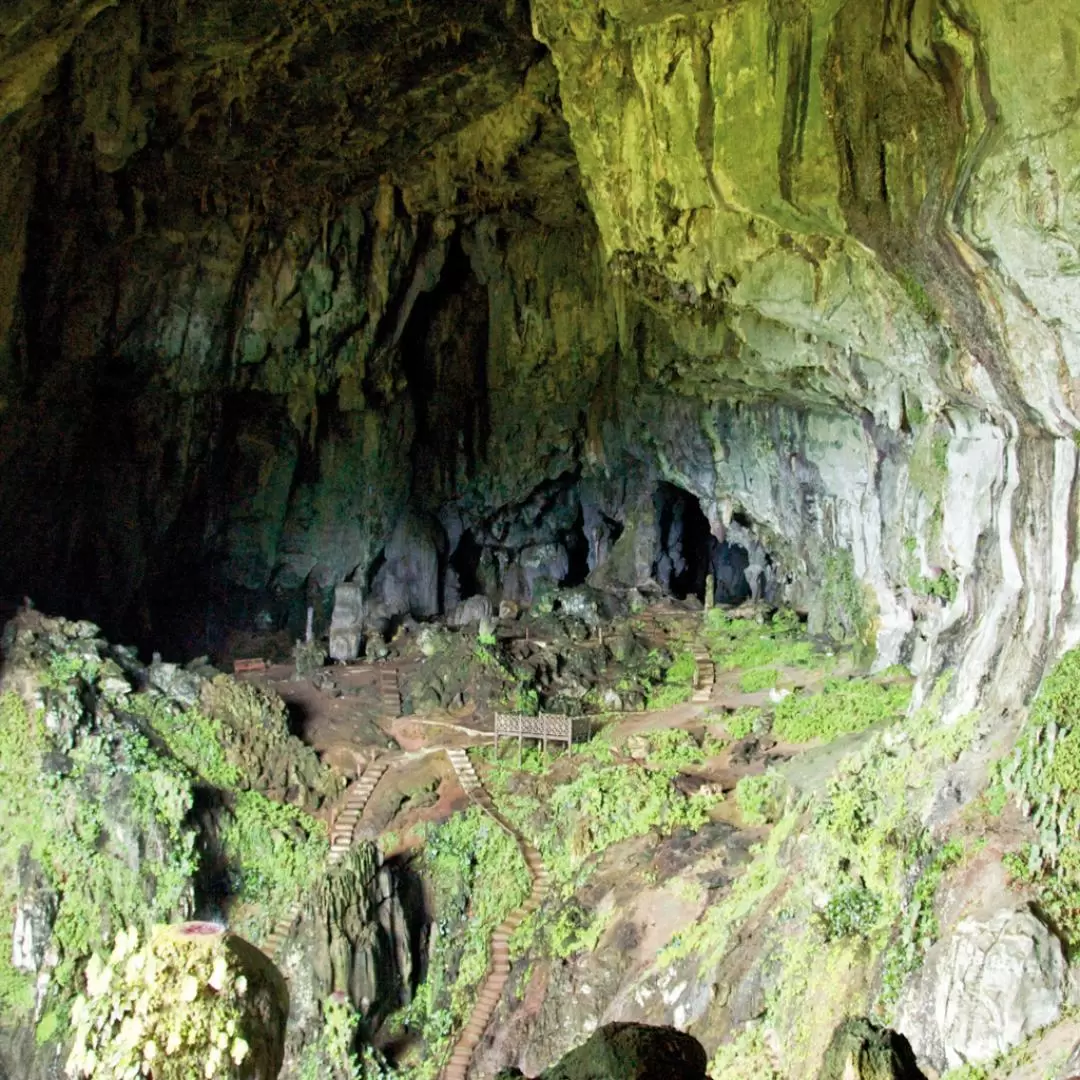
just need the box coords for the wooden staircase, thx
[378,667,401,717]
[691,646,715,704]
[260,761,388,960]
[441,748,550,1080]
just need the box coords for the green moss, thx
[896,267,939,324]
[820,551,876,651]
[772,678,911,744]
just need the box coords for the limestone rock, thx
[817,1019,925,1080]
[448,595,493,628]
[899,907,1067,1071]
[329,583,364,663]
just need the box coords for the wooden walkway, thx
[260,761,388,959]
[378,666,401,717]
[441,747,550,1080]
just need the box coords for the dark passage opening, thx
[653,483,713,601]
[711,540,752,604]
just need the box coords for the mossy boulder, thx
[496,1022,708,1079]
[817,1018,925,1080]
[67,922,288,1080]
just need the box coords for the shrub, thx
[772,678,911,744]
[739,667,778,693]
[66,924,284,1080]
[735,771,787,826]
[819,885,882,940]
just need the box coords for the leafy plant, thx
[735,771,787,826]
[772,678,911,744]
[219,792,328,939]
[819,884,882,940]
[739,667,778,693]
[66,926,261,1080]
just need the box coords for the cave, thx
[653,483,713,601]
[4,1,1080,1078]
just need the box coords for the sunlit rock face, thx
[1,0,1079,713]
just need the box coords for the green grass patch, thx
[706,608,820,672]
[772,678,911,744]
[739,667,778,693]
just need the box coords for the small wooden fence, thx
[493,712,587,763]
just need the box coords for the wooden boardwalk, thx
[441,747,550,1080]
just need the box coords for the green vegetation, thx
[126,693,242,788]
[879,838,965,1008]
[772,678,911,744]
[999,646,1080,947]
[646,649,696,710]
[735,771,787,826]
[820,551,875,651]
[299,993,393,1080]
[705,608,818,672]
[643,727,707,767]
[546,902,613,958]
[391,806,529,1077]
[903,536,959,603]
[66,926,265,1080]
[220,791,329,940]
[672,680,977,1076]
[739,667,778,693]
[723,706,763,740]
[896,267,939,324]
[0,689,197,1017]
[819,884,882,941]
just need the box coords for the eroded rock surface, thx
[898,907,1068,1071]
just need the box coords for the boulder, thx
[448,595,493,628]
[817,1019,926,1080]
[497,1023,708,1080]
[898,907,1067,1070]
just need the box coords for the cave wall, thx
[0,0,1078,713]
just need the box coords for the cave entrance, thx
[653,483,713,602]
[711,541,752,604]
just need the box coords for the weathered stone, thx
[539,1022,708,1080]
[448,595,494,628]
[328,583,364,663]
[899,908,1067,1071]
[817,1019,925,1080]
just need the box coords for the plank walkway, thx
[378,666,401,717]
[260,761,388,960]
[441,747,550,1080]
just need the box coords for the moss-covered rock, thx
[816,1018,925,1080]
